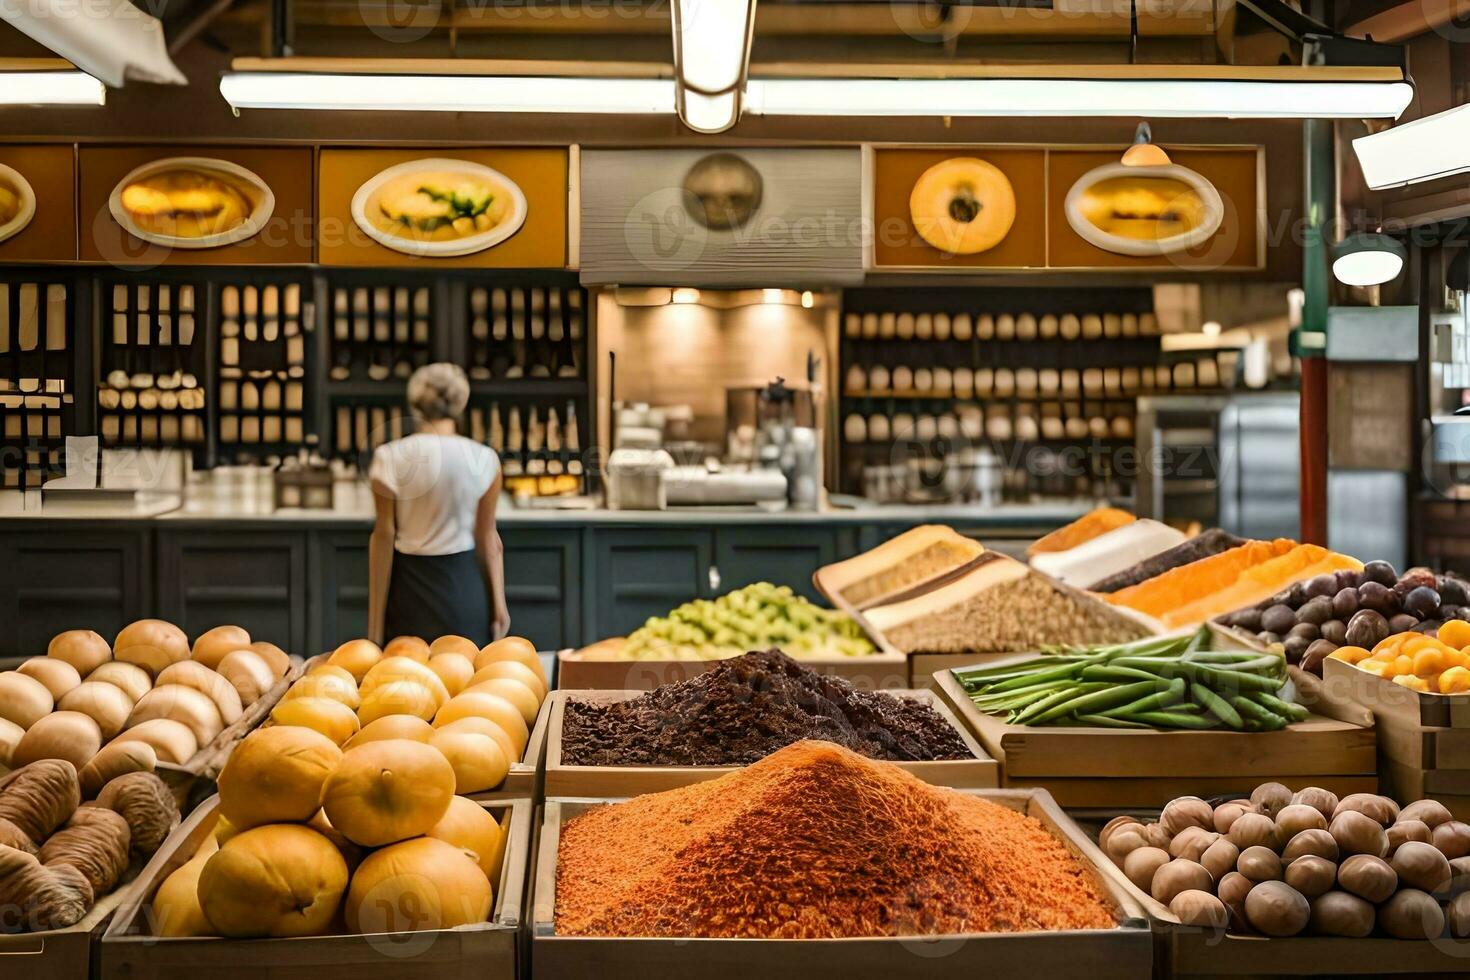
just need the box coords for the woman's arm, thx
[475,472,511,641]
[368,481,397,646]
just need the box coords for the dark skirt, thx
[385,550,490,646]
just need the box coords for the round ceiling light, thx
[1331,232,1406,287]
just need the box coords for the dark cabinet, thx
[156,530,308,654]
[312,531,370,653]
[0,529,151,657]
[587,528,713,639]
[713,526,837,602]
[501,528,581,652]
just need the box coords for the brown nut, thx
[1238,845,1284,883]
[1392,840,1453,894]
[1284,855,1337,898]
[1379,888,1446,939]
[1309,890,1375,937]
[1244,880,1310,937]
[1337,853,1398,903]
[1333,793,1399,827]
[1330,810,1388,858]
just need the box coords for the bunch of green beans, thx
[954,627,1307,731]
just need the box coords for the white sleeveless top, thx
[369,434,500,556]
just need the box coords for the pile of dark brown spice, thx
[561,649,970,765]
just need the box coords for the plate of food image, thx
[110,157,275,249]
[351,158,528,257]
[0,164,36,245]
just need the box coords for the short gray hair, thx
[407,363,470,422]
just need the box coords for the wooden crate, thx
[1091,829,1470,976]
[934,660,1377,809]
[157,657,306,784]
[530,788,1151,979]
[0,880,138,980]
[542,689,999,797]
[100,794,532,980]
[556,642,908,692]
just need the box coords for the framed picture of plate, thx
[108,156,276,249]
[351,158,528,258]
[0,163,36,246]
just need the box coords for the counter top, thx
[0,484,1092,528]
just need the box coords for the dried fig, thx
[96,771,178,861]
[38,806,130,895]
[0,760,80,842]
[0,844,94,931]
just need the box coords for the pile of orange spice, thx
[555,740,1117,939]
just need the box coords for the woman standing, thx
[367,363,509,646]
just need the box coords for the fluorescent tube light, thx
[1353,104,1470,189]
[0,70,104,105]
[219,72,674,114]
[670,0,755,133]
[744,76,1413,120]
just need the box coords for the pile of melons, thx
[0,621,292,790]
[150,721,509,938]
[268,635,546,794]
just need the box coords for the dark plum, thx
[1283,635,1311,664]
[1304,574,1339,599]
[1394,568,1439,601]
[1388,613,1420,634]
[1361,560,1398,587]
[1320,620,1348,646]
[1415,621,1443,636]
[1442,606,1467,623]
[1404,586,1443,620]
[1229,607,1263,632]
[1357,582,1399,615]
[1335,569,1363,591]
[1302,640,1339,676]
[1298,597,1335,626]
[1288,622,1321,642]
[1332,588,1359,620]
[1261,604,1298,635]
[1346,609,1392,648]
[1439,577,1470,607]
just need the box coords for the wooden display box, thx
[1322,656,1470,728]
[0,881,136,980]
[541,689,999,797]
[483,691,552,801]
[529,789,1151,980]
[557,642,909,692]
[934,662,1377,809]
[100,795,532,980]
[1092,837,1470,976]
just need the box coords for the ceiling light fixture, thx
[219,64,675,115]
[1352,103,1470,189]
[670,0,756,134]
[1331,233,1407,287]
[0,65,105,105]
[742,68,1413,120]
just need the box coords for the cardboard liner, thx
[529,789,1151,980]
[932,631,1377,809]
[100,794,533,980]
[556,642,909,693]
[1090,820,1470,975]
[542,688,998,797]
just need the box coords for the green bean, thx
[1074,713,1152,729]
[1010,686,1101,724]
[1029,681,1163,724]
[1249,691,1310,723]
[983,655,1108,693]
[1111,658,1286,694]
[1100,677,1187,717]
[1080,665,1174,685]
[1184,627,1213,654]
[1231,695,1288,731]
[1191,683,1245,729]
[1129,711,1220,730]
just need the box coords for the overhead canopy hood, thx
[0,0,184,88]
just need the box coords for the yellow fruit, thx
[321,739,456,847]
[428,797,506,883]
[327,639,383,682]
[428,729,509,794]
[361,657,450,709]
[436,716,519,766]
[214,814,240,846]
[306,808,364,872]
[152,850,213,937]
[198,824,349,938]
[217,725,343,829]
[468,660,546,702]
[285,671,361,711]
[1442,666,1470,694]
[191,625,252,670]
[1328,646,1371,665]
[908,157,1016,255]
[357,680,439,725]
[1393,674,1431,693]
[345,715,434,750]
[427,654,474,697]
[429,635,479,660]
[473,637,543,682]
[272,697,361,746]
[1441,620,1470,650]
[384,636,432,662]
[345,837,491,933]
[434,693,528,754]
[462,677,539,726]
